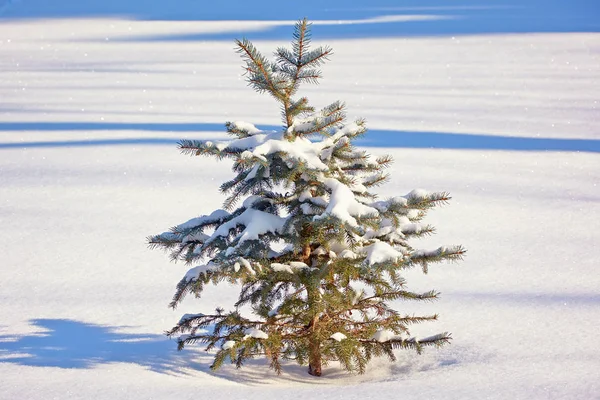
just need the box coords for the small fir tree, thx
[149,19,464,377]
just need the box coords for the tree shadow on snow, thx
[0,318,469,384]
[0,122,598,153]
[1,0,597,39]
[178,344,471,385]
[0,318,205,375]
[451,291,600,306]
[0,318,350,383]
[0,318,336,382]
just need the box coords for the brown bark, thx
[306,310,322,376]
[308,335,322,376]
[304,254,322,376]
[301,243,311,263]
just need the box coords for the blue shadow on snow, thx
[0,122,598,153]
[452,291,600,306]
[0,0,598,39]
[0,319,191,373]
[124,4,600,42]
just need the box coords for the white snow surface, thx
[0,3,599,400]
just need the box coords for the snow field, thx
[1,8,599,400]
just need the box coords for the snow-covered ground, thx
[1,1,599,399]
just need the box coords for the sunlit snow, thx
[0,1,598,399]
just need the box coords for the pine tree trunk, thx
[308,336,322,376]
[306,281,322,376]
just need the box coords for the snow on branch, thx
[315,177,379,227]
[176,209,230,232]
[225,121,263,138]
[208,207,286,252]
[362,241,404,266]
[409,245,466,273]
[149,209,231,245]
[184,263,218,282]
[288,101,347,136]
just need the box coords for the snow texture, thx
[351,288,364,305]
[244,328,269,340]
[330,332,347,342]
[0,4,599,400]
[176,209,231,231]
[212,208,286,253]
[316,178,379,226]
[405,189,430,200]
[178,313,204,324]
[362,241,404,266]
[339,249,358,259]
[231,121,261,134]
[184,264,216,281]
[222,340,236,350]
[211,129,331,170]
[270,262,310,274]
[271,263,293,273]
[372,329,400,343]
